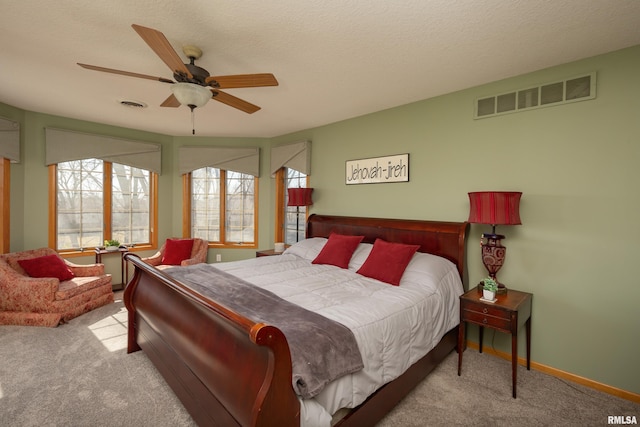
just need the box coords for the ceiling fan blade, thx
[131,24,191,78]
[206,73,278,89]
[160,93,181,107]
[78,63,174,83]
[211,90,261,114]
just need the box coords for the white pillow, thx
[283,237,327,261]
[399,251,459,290]
[347,242,373,271]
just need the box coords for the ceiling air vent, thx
[119,100,148,109]
[475,72,596,119]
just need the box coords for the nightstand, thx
[457,286,532,398]
[95,247,129,290]
[255,249,285,257]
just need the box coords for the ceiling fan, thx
[78,24,278,126]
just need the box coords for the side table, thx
[95,247,129,290]
[457,286,533,398]
[256,249,285,257]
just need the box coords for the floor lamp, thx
[287,187,314,242]
[468,191,522,293]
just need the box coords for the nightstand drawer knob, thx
[483,318,488,324]
[482,308,488,314]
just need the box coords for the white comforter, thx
[215,238,464,427]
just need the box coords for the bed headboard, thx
[306,214,469,283]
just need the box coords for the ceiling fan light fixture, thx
[170,82,211,108]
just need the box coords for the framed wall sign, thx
[345,153,409,185]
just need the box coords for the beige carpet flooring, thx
[0,292,637,426]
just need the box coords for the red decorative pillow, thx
[161,238,195,265]
[18,254,75,281]
[312,233,365,269]
[357,239,420,286]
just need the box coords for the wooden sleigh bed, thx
[123,214,469,427]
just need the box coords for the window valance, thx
[45,128,162,173]
[179,146,260,177]
[270,140,311,177]
[0,117,20,163]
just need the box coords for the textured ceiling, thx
[2,1,640,137]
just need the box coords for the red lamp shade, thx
[287,188,314,207]
[468,191,522,226]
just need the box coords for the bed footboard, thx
[123,253,300,427]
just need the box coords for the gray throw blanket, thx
[165,264,364,399]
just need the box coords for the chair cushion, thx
[161,238,195,265]
[55,275,113,300]
[18,254,75,281]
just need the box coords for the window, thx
[284,169,309,244]
[51,159,157,252]
[0,117,19,253]
[186,167,257,247]
[0,158,9,253]
[271,141,312,244]
[111,163,152,245]
[274,168,309,245]
[56,159,103,249]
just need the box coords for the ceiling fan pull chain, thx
[190,105,196,135]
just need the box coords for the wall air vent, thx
[475,72,596,119]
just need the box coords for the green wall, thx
[272,45,640,395]
[2,45,638,395]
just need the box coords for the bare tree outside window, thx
[57,159,103,249]
[112,164,150,245]
[191,167,221,242]
[56,159,151,250]
[191,167,256,245]
[226,171,255,244]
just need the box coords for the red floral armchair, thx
[0,248,114,327]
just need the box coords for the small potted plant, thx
[482,277,498,301]
[104,239,121,251]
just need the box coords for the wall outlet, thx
[216,254,222,262]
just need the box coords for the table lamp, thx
[468,191,522,293]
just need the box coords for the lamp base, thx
[480,233,509,294]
